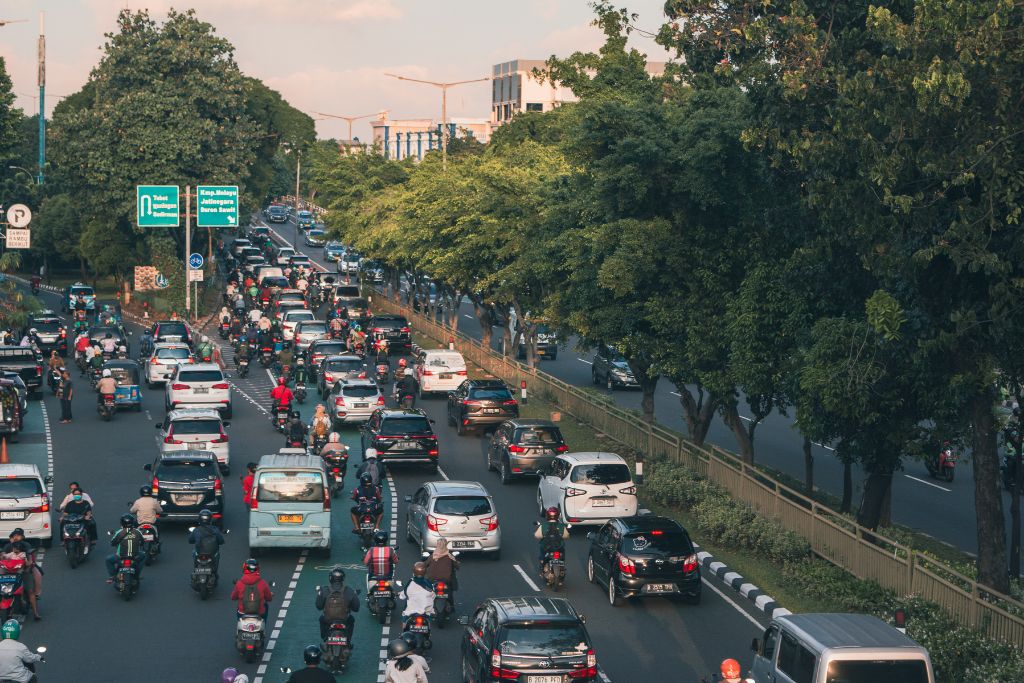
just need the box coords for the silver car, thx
[404,480,501,558]
[328,378,383,426]
[155,408,231,472]
[293,320,329,352]
[146,342,193,387]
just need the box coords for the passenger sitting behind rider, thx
[350,473,384,533]
[96,369,117,406]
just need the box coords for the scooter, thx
[0,558,28,622]
[311,433,327,456]
[294,380,307,404]
[61,514,90,569]
[190,553,218,600]
[320,606,358,675]
[926,444,957,483]
[541,547,567,590]
[401,612,433,654]
[357,509,376,552]
[272,405,290,432]
[98,393,117,421]
[375,360,391,384]
[237,357,250,378]
[367,577,398,625]
[421,550,459,628]
[394,389,415,410]
[323,449,348,498]
[138,522,161,565]
[113,555,140,601]
[236,612,266,663]
[218,321,231,339]
[259,346,274,368]
[48,369,62,394]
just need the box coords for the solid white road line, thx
[463,314,473,320]
[670,391,681,397]
[37,401,54,568]
[701,577,764,629]
[253,550,309,683]
[577,358,593,365]
[513,563,542,592]
[904,474,952,492]
[739,415,753,423]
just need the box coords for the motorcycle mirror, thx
[420,551,429,559]
[395,580,403,588]
[280,667,293,674]
[187,527,195,532]
[566,524,573,530]
[143,463,152,471]
[35,646,46,654]
[154,423,162,429]
[405,496,413,503]
[159,500,167,507]
[457,615,470,626]
[106,531,112,536]
[452,551,461,557]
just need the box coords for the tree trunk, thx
[970,391,1010,592]
[638,374,658,423]
[856,469,893,529]
[1012,441,1022,579]
[676,383,715,445]
[472,299,493,350]
[878,481,892,528]
[841,458,853,513]
[721,401,754,465]
[803,437,814,494]
[501,319,512,357]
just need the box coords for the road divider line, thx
[700,577,763,628]
[377,470,400,683]
[577,358,593,365]
[253,549,310,683]
[812,441,836,452]
[37,401,54,568]
[904,474,951,492]
[513,563,542,592]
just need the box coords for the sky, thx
[0,0,670,141]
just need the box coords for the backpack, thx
[241,582,262,614]
[313,419,328,437]
[541,522,564,549]
[196,527,219,555]
[323,588,350,620]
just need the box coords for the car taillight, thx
[400,327,410,333]
[619,485,637,495]
[172,383,190,390]
[214,478,223,491]
[502,399,518,406]
[490,650,519,680]
[35,365,42,376]
[508,445,525,453]
[30,495,49,513]
[426,515,447,532]
[682,553,698,573]
[587,650,596,669]
[462,400,480,406]
[150,357,161,365]
[211,383,230,390]
[163,436,183,444]
[456,370,467,376]
[421,370,434,376]
[151,477,159,493]
[428,449,439,457]
[373,328,383,333]
[617,553,636,575]
[60,329,66,338]
[480,515,499,531]
[212,433,229,443]
[556,444,569,453]
[377,396,385,405]
[334,397,345,407]
[250,494,258,510]
[565,487,586,497]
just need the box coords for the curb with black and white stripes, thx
[693,542,790,621]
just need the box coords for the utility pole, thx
[384,73,489,171]
[37,11,45,185]
[185,185,192,320]
[294,151,301,251]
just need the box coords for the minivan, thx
[0,464,53,547]
[332,285,362,308]
[248,451,331,552]
[750,613,934,683]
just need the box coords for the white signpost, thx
[5,229,30,249]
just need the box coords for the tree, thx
[31,194,82,273]
[0,57,30,210]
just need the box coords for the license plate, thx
[591,498,615,507]
[140,531,156,542]
[173,494,201,505]
[190,442,208,450]
[353,403,367,408]
[326,636,348,645]
[395,440,419,451]
[119,567,136,574]
[439,373,452,380]
[483,408,500,414]
[194,566,213,575]
[644,583,676,593]
[0,511,25,521]
[277,514,303,524]
[193,387,209,394]
[238,631,261,641]
[450,541,474,549]
[372,589,392,597]
[528,676,563,683]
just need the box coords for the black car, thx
[586,515,701,606]
[0,346,43,396]
[267,205,288,223]
[591,344,639,389]
[143,451,224,525]
[360,409,438,472]
[447,379,518,435]
[26,312,68,356]
[461,596,597,683]
[151,320,193,348]
[368,315,411,350]
[486,418,568,483]
[87,325,131,355]
[306,340,350,371]
[344,297,371,325]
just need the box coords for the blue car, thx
[62,282,96,313]
[323,242,345,262]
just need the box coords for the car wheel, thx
[587,555,596,584]
[685,589,702,606]
[606,375,614,391]
[608,577,622,606]
[406,518,415,544]
[456,416,465,436]
[499,459,511,485]
[591,367,599,385]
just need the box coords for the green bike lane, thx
[258,427,395,683]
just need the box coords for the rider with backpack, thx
[188,509,225,577]
[231,558,274,618]
[315,566,360,640]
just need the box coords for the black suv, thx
[461,596,597,682]
[586,515,701,606]
[486,418,568,483]
[447,379,518,435]
[0,347,42,396]
[151,320,193,348]
[143,451,224,525]
[368,315,411,350]
[26,311,68,356]
[590,344,639,390]
[361,409,438,472]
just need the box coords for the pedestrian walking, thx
[58,370,74,423]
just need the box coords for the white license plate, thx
[173,494,201,505]
[0,511,25,521]
[528,676,563,683]
[190,442,208,450]
[353,403,367,408]
[193,387,209,394]
[194,566,213,574]
[326,636,348,645]
[439,373,452,380]
[450,541,475,548]
[644,583,676,593]
[483,408,500,414]
[590,498,615,507]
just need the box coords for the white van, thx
[248,451,331,553]
[414,349,467,397]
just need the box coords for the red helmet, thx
[398,358,407,367]
[721,659,741,679]
[277,377,286,386]
[545,506,559,521]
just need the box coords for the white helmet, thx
[404,368,414,377]
[328,432,341,443]
[364,447,378,459]
[102,369,112,378]
[29,328,37,335]
[202,335,209,343]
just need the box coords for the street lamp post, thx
[313,111,384,146]
[283,143,303,250]
[384,73,489,171]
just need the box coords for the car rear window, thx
[347,298,368,309]
[380,417,432,436]
[570,463,630,485]
[256,471,324,503]
[291,256,311,263]
[433,496,491,516]
[313,343,347,356]
[171,419,222,435]
[176,370,224,382]
[516,427,563,444]
[468,387,512,400]
[70,286,94,296]
[498,623,589,656]
[0,478,43,498]
[341,385,378,398]
[263,277,289,288]
[825,660,929,683]
[373,318,407,330]
[279,292,305,301]
[623,531,692,555]
[156,348,191,359]
[299,323,327,334]
[33,320,63,333]
[327,359,363,373]
[156,460,218,481]
[156,323,188,337]
[335,286,360,298]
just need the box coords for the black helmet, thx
[291,410,301,420]
[400,631,418,650]
[359,473,373,486]
[198,509,213,526]
[120,513,137,529]
[303,645,322,666]
[387,638,412,659]
[105,332,112,338]
[139,485,152,497]
[373,530,389,547]
[328,566,346,586]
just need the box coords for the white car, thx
[0,464,53,547]
[275,247,296,266]
[414,349,467,397]
[165,362,232,418]
[281,309,317,341]
[155,408,231,472]
[146,342,194,387]
[537,452,638,525]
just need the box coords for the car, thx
[288,254,313,271]
[296,210,314,229]
[591,345,639,389]
[367,314,411,350]
[229,238,253,258]
[331,284,362,308]
[273,300,308,322]
[338,251,362,274]
[304,229,326,247]
[360,408,439,471]
[61,282,96,313]
[151,320,193,347]
[273,247,296,266]
[259,275,290,293]
[254,265,285,283]
[537,452,638,525]
[272,289,306,307]
[447,379,518,435]
[145,342,193,386]
[155,408,231,473]
[360,259,384,283]
[281,309,317,341]
[323,242,345,262]
[0,464,53,547]
[405,480,500,557]
[26,311,67,356]
[0,346,43,396]
[317,354,368,398]
[586,515,701,606]
[460,597,597,683]
[0,373,29,418]
[517,324,558,360]
[248,225,270,242]
[267,205,288,223]
[306,340,349,369]
[487,418,568,483]
[344,298,371,325]
[243,253,266,269]
[414,349,467,397]
[328,378,383,426]
[0,379,24,439]
[293,320,328,351]
[165,362,232,417]
[144,451,224,525]
[88,324,131,355]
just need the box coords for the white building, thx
[370,113,492,161]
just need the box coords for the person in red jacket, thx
[270,377,293,412]
[241,463,257,506]
[230,558,273,618]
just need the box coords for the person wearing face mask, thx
[61,488,97,548]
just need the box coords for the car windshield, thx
[433,496,491,516]
[516,427,562,444]
[499,624,589,657]
[286,312,315,322]
[469,387,512,401]
[342,385,378,398]
[381,417,432,436]
[309,231,324,237]
[269,207,286,214]
[624,531,692,555]
[570,463,631,485]
[156,348,191,360]
[176,370,223,382]
[256,471,324,503]
[327,359,363,373]
[280,293,304,302]
[156,460,217,481]
[825,660,929,683]
[0,478,43,498]
[170,419,221,435]
[33,320,62,333]
[278,249,295,257]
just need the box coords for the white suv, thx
[537,452,638,525]
[329,378,384,426]
[155,408,231,473]
[281,309,316,341]
[0,464,53,547]
[415,350,467,397]
[165,363,233,418]
[146,342,194,387]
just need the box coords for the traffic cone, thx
[0,437,8,465]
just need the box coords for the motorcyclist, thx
[423,537,459,603]
[100,332,118,356]
[350,473,384,533]
[88,341,105,373]
[270,377,294,413]
[718,658,753,683]
[1,530,41,620]
[534,506,569,566]
[220,306,232,325]
[96,368,117,408]
[328,316,345,338]
[400,562,435,619]
[393,357,407,381]
[74,332,91,369]
[248,307,263,325]
[363,531,399,582]
[278,340,294,376]
[188,508,225,577]
[105,513,145,582]
[384,638,429,683]
[356,448,384,488]
[129,485,161,526]
[61,488,97,547]
[139,328,154,357]
[0,619,42,683]
[285,410,307,447]
[373,334,389,360]
[348,324,366,354]
[236,338,252,365]
[394,368,417,406]
[230,558,273,619]
[320,432,348,462]
[258,315,272,333]
[285,646,335,683]
[310,404,330,442]
[197,335,214,362]
[315,566,360,640]
[221,668,250,683]
[293,355,310,386]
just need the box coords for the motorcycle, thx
[113,555,140,601]
[358,509,377,552]
[259,346,274,368]
[191,553,218,600]
[236,613,266,663]
[375,361,391,384]
[394,389,415,410]
[322,449,348,498]
[311,433,327,456]
[98,393,117,421]
[138,522,161,565]
[421,551,459,628]
[401,612,433,654]
[320,606,358,675]
[294,381,307,404]
[541,547,567,590]
[30,279,40,296]
[237,357,250,378]
[61,514,90,569]
[273,405,290,432]
[48,369,61,394]
[367,577,398,625]
[926,445,957,483]
[90,367,103,388]
[218,321,231,339]
[0,558,27,622]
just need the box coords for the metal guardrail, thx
[375,294,1024,646]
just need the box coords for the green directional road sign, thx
[136,185,180,227]
[196,185,239,228]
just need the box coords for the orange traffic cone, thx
[0,437,8,464]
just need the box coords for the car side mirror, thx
[222,422,230,428]
[751,638,760,653]
[420,551,429,559]
[143,464,152,471]
[44,476,53,485]
[579,614,586,624]
[429,419,436,424]
[404,496,412,503]
[457,616,470,626]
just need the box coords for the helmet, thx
[291,410,301,420]
[721,659,742,679]
[387,638,411,660]
[373,530,389,547]
[278,377,286,385]
[198,509,214,526]
[328,566,346,586]
[243,558,259,574]
[412,561,426,577]
[118,345,126,352]
[545,506,559,521]
[202,335,209,343]
[353,324,361,332]
[1,620,20,641]
[400,630,419,651]
[139,486,152,497]
[398,358,407,367]
[102,369,112,378]
[328,432,340,443]
[303,645,322,666]
[404,368,414,377]
[360,473,373,486]
[120,513,137,529]
[364,447,378,459]
[220,668,240,683]
[28,328,37,335]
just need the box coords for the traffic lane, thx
[383,392,766,682]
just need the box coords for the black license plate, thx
[372,589,392,597]
[326,636,348,645]
[238,631,261,641]
[451,541,474,548]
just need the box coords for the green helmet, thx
[2,619,20,640]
